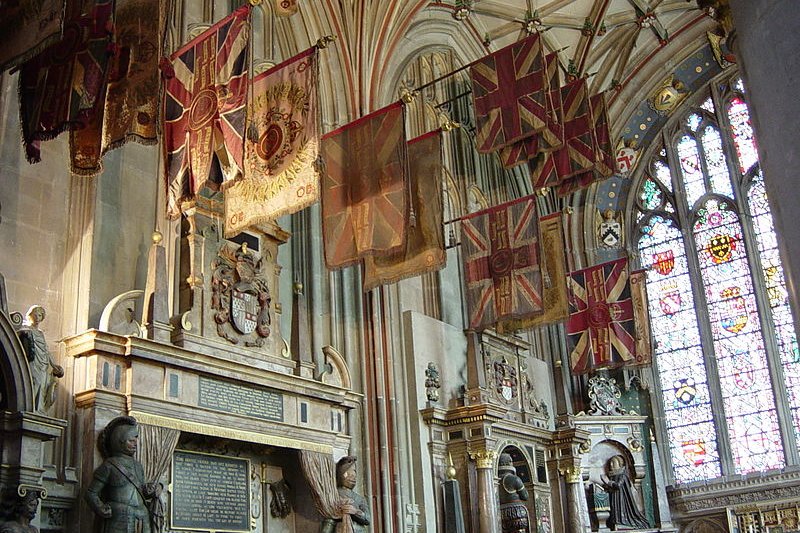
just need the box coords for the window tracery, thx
[633,72,800,483]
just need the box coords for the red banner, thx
[471,34,547,153]
[164,6,250,218]
[71,0,167,176]
[461,197,543,330]
[557,91,615,196]
[19,0,114,164]
[567,258,637,374]
[363,131,446,290]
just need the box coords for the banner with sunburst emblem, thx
[224,47,320,236]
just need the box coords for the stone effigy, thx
[85,416,160,533]
[498,453,530,533]
[601,455,649,530]
[17,305,63,412]
[321,456,371,533]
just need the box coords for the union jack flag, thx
[557,91,615,196]
[496,53,563,169]
[320,102,409,270]
[461,197,543,330]
[567,258,637,374]
[552,77,595,182]
[470,33,547,153]
[164,6,250,218]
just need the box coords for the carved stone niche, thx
[173,199,291,373]
[575,415,652,532]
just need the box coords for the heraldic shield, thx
[211,242,272,346]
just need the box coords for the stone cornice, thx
[64,329,362,408]
[668,467,800,515]
[420,403,507,427]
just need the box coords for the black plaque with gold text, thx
[171,450,250,531]
[198,376,284,422]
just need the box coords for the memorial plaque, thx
[198,376,284,422]
[171,450,251,531]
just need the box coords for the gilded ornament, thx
[559,465,582,484]
[469,449,497,469]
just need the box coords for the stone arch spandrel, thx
[0,310,34,413]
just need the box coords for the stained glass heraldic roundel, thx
[634,74,800,484]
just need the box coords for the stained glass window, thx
[677,135,706,208]
[727,96,758,175]
[693,198,784,473]
[635,74,798,484]
[638,215,721,483]
[747,171,800,446]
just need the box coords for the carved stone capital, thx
[469,449,497,469]
[559,465,583,484]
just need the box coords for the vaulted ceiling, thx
[461,0,704,94]
[289,0,713,123]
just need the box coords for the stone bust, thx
[85,416,158,533]
[0,491,40,533]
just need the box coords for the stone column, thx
[469,449,498,533]
[559,465,588,533]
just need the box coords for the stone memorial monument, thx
[0,491,41,533]
[601,455,649,530]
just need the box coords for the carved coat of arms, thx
[596,209,623,249]
[493,358,518,403]
[211,243,271,346]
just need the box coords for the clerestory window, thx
[633,72,800,484]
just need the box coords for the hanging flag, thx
[566,258,637,374]
[550,77,594,183]
[630,269,653,366]
[164,6,250,218]
[461,197,543,331]
[274,0,299,16]
[498,136,538,169]
[224,47,320,236]
[557,91,615,196]
[19,0,115,164]
[363,130,446,291]
[71,0,167,176]
[470,33,547,153]
[498,53,564,169]
[530,151,559,190]
[497,213,568,333]
[538,53,564,152]
[0,0,64,72]
[321,102,409,270]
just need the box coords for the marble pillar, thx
[560,465,589,533]
[470,450,498,533]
